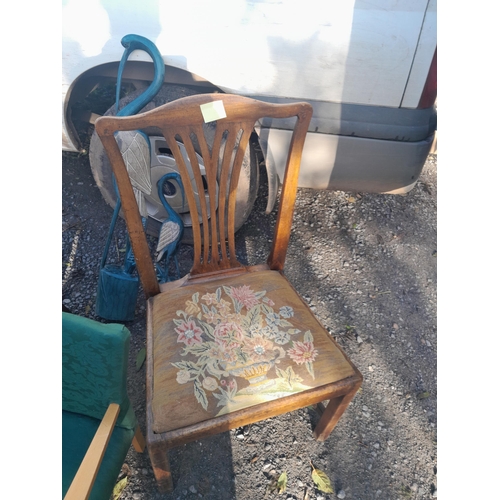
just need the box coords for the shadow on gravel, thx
[235,159,437,498]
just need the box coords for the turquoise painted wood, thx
[95,183,139,321]
[155,172,185,283]
[95,34,165,321]
[96,264,139,321]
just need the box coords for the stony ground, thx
[63,146,437,500]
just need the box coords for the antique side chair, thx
[95,94,362,492]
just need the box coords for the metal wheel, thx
[89,84,260,244]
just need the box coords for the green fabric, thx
[62,312,136,429]
[62,410,135,500]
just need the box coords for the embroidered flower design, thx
[205,343,222,358]
[213,321,244,349]
[279,306,294,318]
[228,285,260,310]
[274,331,291,345]
[216,299,232,318]
[202,377,218,391]
[171,285,318,411]
[175,319,203,346]
[176,370,191,384]
[263,296,275,307]
[265,312,282,328]
[261,325,277,339]
[203,308,220,324]
[242,335,275,362]
[217,342,239,364]
[287,341,318,365]
[220,379,236,389]
[201,292,218,305]
[185,300,200,315]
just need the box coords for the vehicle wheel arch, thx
[64,60,222,152]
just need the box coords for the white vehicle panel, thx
[63,0,431,107]
[400,0,437,108]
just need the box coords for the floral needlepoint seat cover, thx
[150,270,356,433]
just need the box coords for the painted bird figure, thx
[114,34,165,218]
[96,34,165,321]
[155,172,185,283]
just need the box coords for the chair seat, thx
[150,270,357,436]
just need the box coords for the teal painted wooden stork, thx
[115,34,165,219]
[96,34,166,321]
[155,172,185,283]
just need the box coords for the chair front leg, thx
[148,440,173,493]
[313,384,361,441]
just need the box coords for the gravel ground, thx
[62,143,437,500]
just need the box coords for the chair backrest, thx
[95,94,312,298]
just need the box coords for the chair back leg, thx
[132,425,146,453]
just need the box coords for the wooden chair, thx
[62,313,146,499]
[95,93,362,492]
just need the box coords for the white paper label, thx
[200,100,227,123]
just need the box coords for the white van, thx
[63,0,436,233]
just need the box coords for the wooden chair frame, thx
[95,93,362,492]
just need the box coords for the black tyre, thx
[89,84,260,244]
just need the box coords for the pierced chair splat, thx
[95,93,362,493]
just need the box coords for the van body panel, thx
[62,0,437,193]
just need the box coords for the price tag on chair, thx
[200,100,227,123]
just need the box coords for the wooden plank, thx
[146,301,174,492]
[132,425,146,453]
[267,104,312,270]
[64,403,120,500]
[159,378,359,449]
